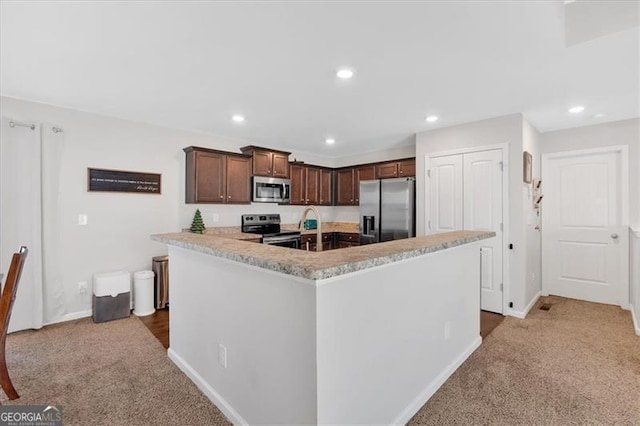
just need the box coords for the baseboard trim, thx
[507,291,541,319]
[392,336,482,425]
[630,305,640,337]
[43,309,92,326]
[168,348,248,425]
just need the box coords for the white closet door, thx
[428,155,463,234]
[463,150,504,313]
[542,150,626,306]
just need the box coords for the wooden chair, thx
[0,246,28,401]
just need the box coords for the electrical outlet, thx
[78,214,88,226]
[212,213,220,223]
[218,344,227,369]
[444,321,451,341]
[78,281,88,294]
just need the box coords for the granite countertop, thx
[151,230,495,281]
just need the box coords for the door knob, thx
[611,233,619,239]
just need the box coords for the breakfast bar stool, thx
[0,246,28,401]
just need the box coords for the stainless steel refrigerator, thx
[359,177,416,245]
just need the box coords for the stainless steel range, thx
[241,214,301,249]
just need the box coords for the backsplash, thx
[180,203,359,229]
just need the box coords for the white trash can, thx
[133,270,155,317]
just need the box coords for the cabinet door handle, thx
[268,170,271,173]
[220,195,223,199]
[228,195,231,199]
[400,171,403,174]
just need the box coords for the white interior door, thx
[542,150,628,306]
[463,150,503,313]
[428,149,504,313]
[428,154,463,234]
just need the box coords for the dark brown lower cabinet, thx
[337,233,360,247]
[300,232,360,250]
[338,241,359,249]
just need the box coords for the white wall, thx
[333,142,415,168]
[522,119,542,307]
[0,96,401,320]
[415,114,530,312]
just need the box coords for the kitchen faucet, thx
[299,205,323,252]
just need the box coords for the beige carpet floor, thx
[1,297,638,425]
[0,316,230,426]
[410,296,640,425]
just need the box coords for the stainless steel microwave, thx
[252,176,291,204]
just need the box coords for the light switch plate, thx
[78,214,88,226]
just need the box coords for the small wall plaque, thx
[88,168,161,194]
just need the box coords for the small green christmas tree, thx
[190,209,205,234]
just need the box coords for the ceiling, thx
[1,1,638,157]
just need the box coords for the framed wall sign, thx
[87,168,161,194]
[523,151,533,184]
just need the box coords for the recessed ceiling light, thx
[594,113,605,118]
[336,68,354,79]
[568,106,585,114]
[325,138,336,145]
[231,114,245,123]
[425,115,439,123]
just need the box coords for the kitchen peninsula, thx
[151,230,494,424]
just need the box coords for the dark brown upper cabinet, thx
[240,146,291,178]
[184,146,252,204]
[336,168,355,205]
[319,168,333,206]
[376,162,399,179]
[398,159,416,177]
[290,164,330,206]
[290,163,306,205]
[376,159,416,179]
[306,167,320,205]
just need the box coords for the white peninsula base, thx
[164,238,484,424]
